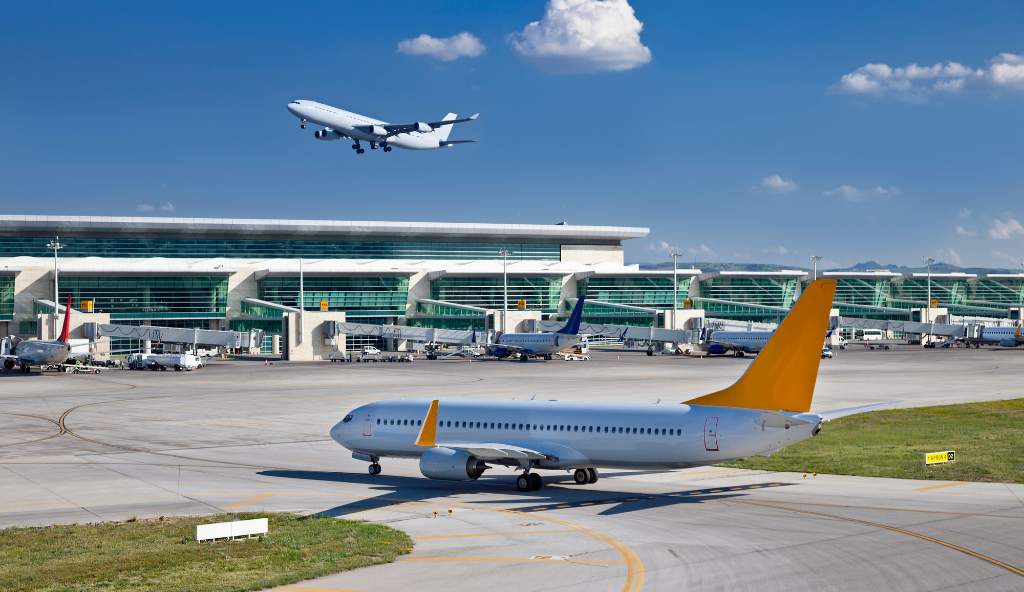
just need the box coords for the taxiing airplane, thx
[286,100,478,154]
[2,295,73,373]
[486,297,585,361]
[330,280,881,491]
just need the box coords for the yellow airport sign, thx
[319,299,329,311]
[517,298,527,310]
[924,450,955,466]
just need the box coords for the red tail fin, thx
[58,294,72,342]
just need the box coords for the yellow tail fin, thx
[685,279,837,412]
[415,399,439,447]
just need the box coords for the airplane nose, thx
[329,421,346,445]
[287,101,301,115]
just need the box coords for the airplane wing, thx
[435,442,555,462]
[440,140,476,147]
[379,114,480,137]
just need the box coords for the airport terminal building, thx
[2,215,1023,356]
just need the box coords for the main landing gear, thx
[573,468,599,484]
[368,462,382,475]
[516,472,542,492]
[351,141,365,154]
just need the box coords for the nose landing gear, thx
[300,119,307,129]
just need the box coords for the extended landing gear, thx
[383,145,392,152]
[543,354,553,360]
[518,353,530,362]
[368,462,382,476]
[300,119,307,129]
[734,351,745,358]
[516,472,542,492]
[370,141,378,150]
[351,142,365,154]
[573,468,599,484]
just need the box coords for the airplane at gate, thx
[485,297,586,361]
[286,100,478,154]
[1,295,74,373]
[330,280,883,491]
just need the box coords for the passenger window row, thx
[375,417,683,436]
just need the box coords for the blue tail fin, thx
[558,298,585,335]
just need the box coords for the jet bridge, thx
[327,321,486,347]
[837,316,967,339]
[85,323,265,349]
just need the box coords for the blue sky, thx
[1,1,1021,268]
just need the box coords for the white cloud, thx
[137,202,175,213]
[988,217,1024,240]
[762,245,789,256]
[835,53,1024,101]
[939,247,962,266]
[957,208,972,220]
[686,243,713,256]
[397,32,485,61]
[757,174,798,193]
[992,250,1024,266]
[824,184,900,203]
[509,0,652,73]
[955,225,977,238]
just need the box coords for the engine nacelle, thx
[370,125,387,136]
[314,128,341,141]
[998,338,1017,347]
[414,121,433,133]
[419,447,487,481]
[706,343,728,355]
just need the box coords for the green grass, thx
[723,398,1024,483]
[0,513,412,592]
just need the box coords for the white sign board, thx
[196,518,268,542]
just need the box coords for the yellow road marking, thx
[735,499,1024,577]
[224,492,274,510]
[416,529,574,540]
[401,555,624,565]
[914,481,967,492]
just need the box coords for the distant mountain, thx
[635,259,1018,275]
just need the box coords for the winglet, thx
[415,399,439,447]
[557,297,585,335]
[684,280,837,412]
[468,113,479,120]
[58,294,72,343]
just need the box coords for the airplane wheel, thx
[384,146,392,152]
[357,148,365,154]
[587,468,599,484]
[573,468,589,485]
[544,354,552,360]
[735,351,745,358]
[368,463,381,476]
[517,475,531,491]
[528,473,542,491]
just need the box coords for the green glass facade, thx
[577,276,691,308]
[0,274,13,321]
[230,319,283,354]
[970,278,1024,308]
[431,276,562,312]
[258,276,409,317]
[57,276,228,320]
[696,277,798,321]
[831,277,907,320]
[0,236,560,261]
[408,301,486,331]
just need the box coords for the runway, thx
[1,349,1022,591]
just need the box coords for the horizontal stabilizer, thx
[817,401,898,422]
[440,140,476,147]
[757,412,812,429]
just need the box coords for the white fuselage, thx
[975,326,1024,346]
[287,100,443,150]
[708,331,773,354]
[331,399,820,470]
[13,340,70,366]
[493,332,581,357]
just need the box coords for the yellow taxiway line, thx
[914,481,966,492]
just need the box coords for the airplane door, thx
[704,416,719,451]
[363,413,374,437]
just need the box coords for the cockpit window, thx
[342,414,354,423]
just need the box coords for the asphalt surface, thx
[1,348,1022,591]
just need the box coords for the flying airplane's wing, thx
[440,140,476,147]
[377,114,480,137]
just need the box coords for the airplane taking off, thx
[1,295,73,373]
[486,297,586,361]
[331,280,882,491]
[286,100,478,154]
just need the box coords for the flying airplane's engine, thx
[998,338,1018,347]
[370,125,387,137]
[414,121,433,133]
[419,447,488,480]
[314,128,342,141]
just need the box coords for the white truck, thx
[148,353,202,371]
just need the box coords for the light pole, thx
[498,248,510,334]
[298,257,304,344]
[667,247,681,329]
[46,237,64,337]
[924,256,935,324]
[810,255,823,281]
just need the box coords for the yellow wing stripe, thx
[685,279,837,412]
[415,399,439,447]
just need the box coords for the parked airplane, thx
[486,297,585,361]
[286,100,478,153]
[330,280,880,491]
[704,329,774,357]
[1,295,73,373]
[965,324,1023,348]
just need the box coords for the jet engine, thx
[314,128,342,141]
[370,125,387,137]
[414,121,433,133]
[419,447,488,480]
[706,343,728,355]
[999,338,1018,347]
